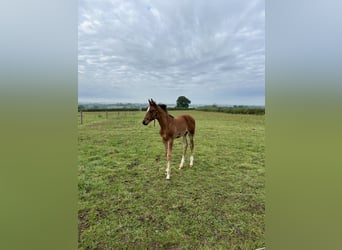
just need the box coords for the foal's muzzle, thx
[142,120,148,125]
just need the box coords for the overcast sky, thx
[78,0,264,106]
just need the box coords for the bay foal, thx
[142,99,195,179]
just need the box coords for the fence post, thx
[80,111,83,124]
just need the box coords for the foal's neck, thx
[156,108,171,130]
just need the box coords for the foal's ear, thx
[149,98,157,106]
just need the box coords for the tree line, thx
[195,105,265,115]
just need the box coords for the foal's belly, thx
[174,131,188,138]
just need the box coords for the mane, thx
[158,104,167,111]
[158,104,174,118]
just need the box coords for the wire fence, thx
[78,111,142,125]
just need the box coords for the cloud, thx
[79,20,100,34]
[78,0,265,105]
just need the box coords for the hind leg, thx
[179,135,188,169]
[189,134,194,167]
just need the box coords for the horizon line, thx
[78,101,265,107]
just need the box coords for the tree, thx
[176,96,191,109]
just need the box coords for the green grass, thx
[78,111,265,249]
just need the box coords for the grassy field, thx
[78,110,265,249]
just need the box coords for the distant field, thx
[78,110,265,249]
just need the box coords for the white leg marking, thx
[166,160,171,179]
[179,155,185,169]
[165,140,173,180]
[190,155,194,167]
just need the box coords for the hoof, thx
[166,176,171,180]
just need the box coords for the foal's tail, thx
[183,115,195,136]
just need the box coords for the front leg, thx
[163,139,167,157]
[165,139,173,179]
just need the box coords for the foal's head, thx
[142,99,159,125]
